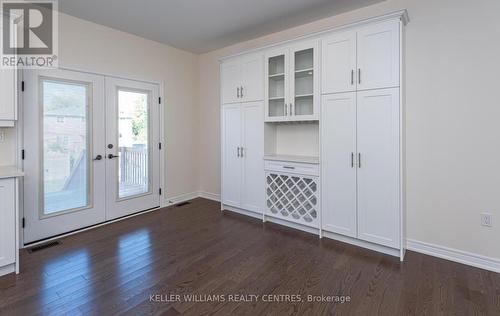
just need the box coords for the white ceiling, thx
[59,0,384,53]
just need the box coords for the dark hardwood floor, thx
[0,198,499,315]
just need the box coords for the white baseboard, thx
[198,191,221,202]
[407,239,500,273]
[323,230,401,258]
[0,263,15,277]
[222,204,262,220]
[162,191,200,207]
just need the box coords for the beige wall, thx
[58,13,200,199]
[198,0,500,260]
[0,13,200,199]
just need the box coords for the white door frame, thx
[19,67,166,245]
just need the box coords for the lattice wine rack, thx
[265,172,319,227]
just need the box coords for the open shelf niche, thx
[264,121,319,164]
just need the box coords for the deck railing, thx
[119,146,148,185]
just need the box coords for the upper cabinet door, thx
[0,69,17,126]
[321,30,357,94]
[221,60,241,104]
[265,48,289,122]
[290,40,319,120]
[357,20,400,90]
[240,54,264,103]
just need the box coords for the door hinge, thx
[159,97,161,104]
[21,149,25,160]
[159,188,162,195]
[158,142,162,150]
[22,217,25,228]
[21,81,25,92]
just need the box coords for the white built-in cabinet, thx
[0,178,16,268]
[0,171,22,277]
[0,15,18,127]
[265,40,319,122]
[220,10,407,259]
[221,53,264,104]
[221,102,264,213]
[322,20,399,94]
[0,69,17,127]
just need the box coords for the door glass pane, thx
[268,55,285,117]
[118,90,149,198]
[294,48,314,116]
[42,80,90,215]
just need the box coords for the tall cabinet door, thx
[221,60,241,104]
[221,105,242,207]
[357,20,400,90]
[321,31,357,94]
[321,93,357,237]
[240,54,264,102]
[357,88,400,248]
[241,101,264,212]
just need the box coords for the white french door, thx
[23,69,161,243]
[23,69,107,243]
[105,77,160,220]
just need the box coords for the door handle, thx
[240,147,244,158]
[240,86,244,98]
[108,154,119,159]
[93,154,103,161]
[237,87,240,98]
[289,103,293,116]
[351,152,354,168]
[358,153,361,168]
[358,68,361,84]
[351,70,354,85]
[237,147,240,157]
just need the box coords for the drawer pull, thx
[283,166,295,169]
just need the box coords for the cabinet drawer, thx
[264,160,319,176]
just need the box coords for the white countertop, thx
[0,166,24,179]
[264,155,319,164]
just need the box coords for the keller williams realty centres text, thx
[150,294,352,304]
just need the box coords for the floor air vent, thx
[27,241,61,253]
[176,201,191,207]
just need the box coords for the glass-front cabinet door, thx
[265,41,319,122]
[266,49,288,121]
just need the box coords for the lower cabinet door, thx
[241,101,264,212]
[0,178,15,267]
[221,104,242,207]
[357,88,400,248]
[321,93,357,237]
